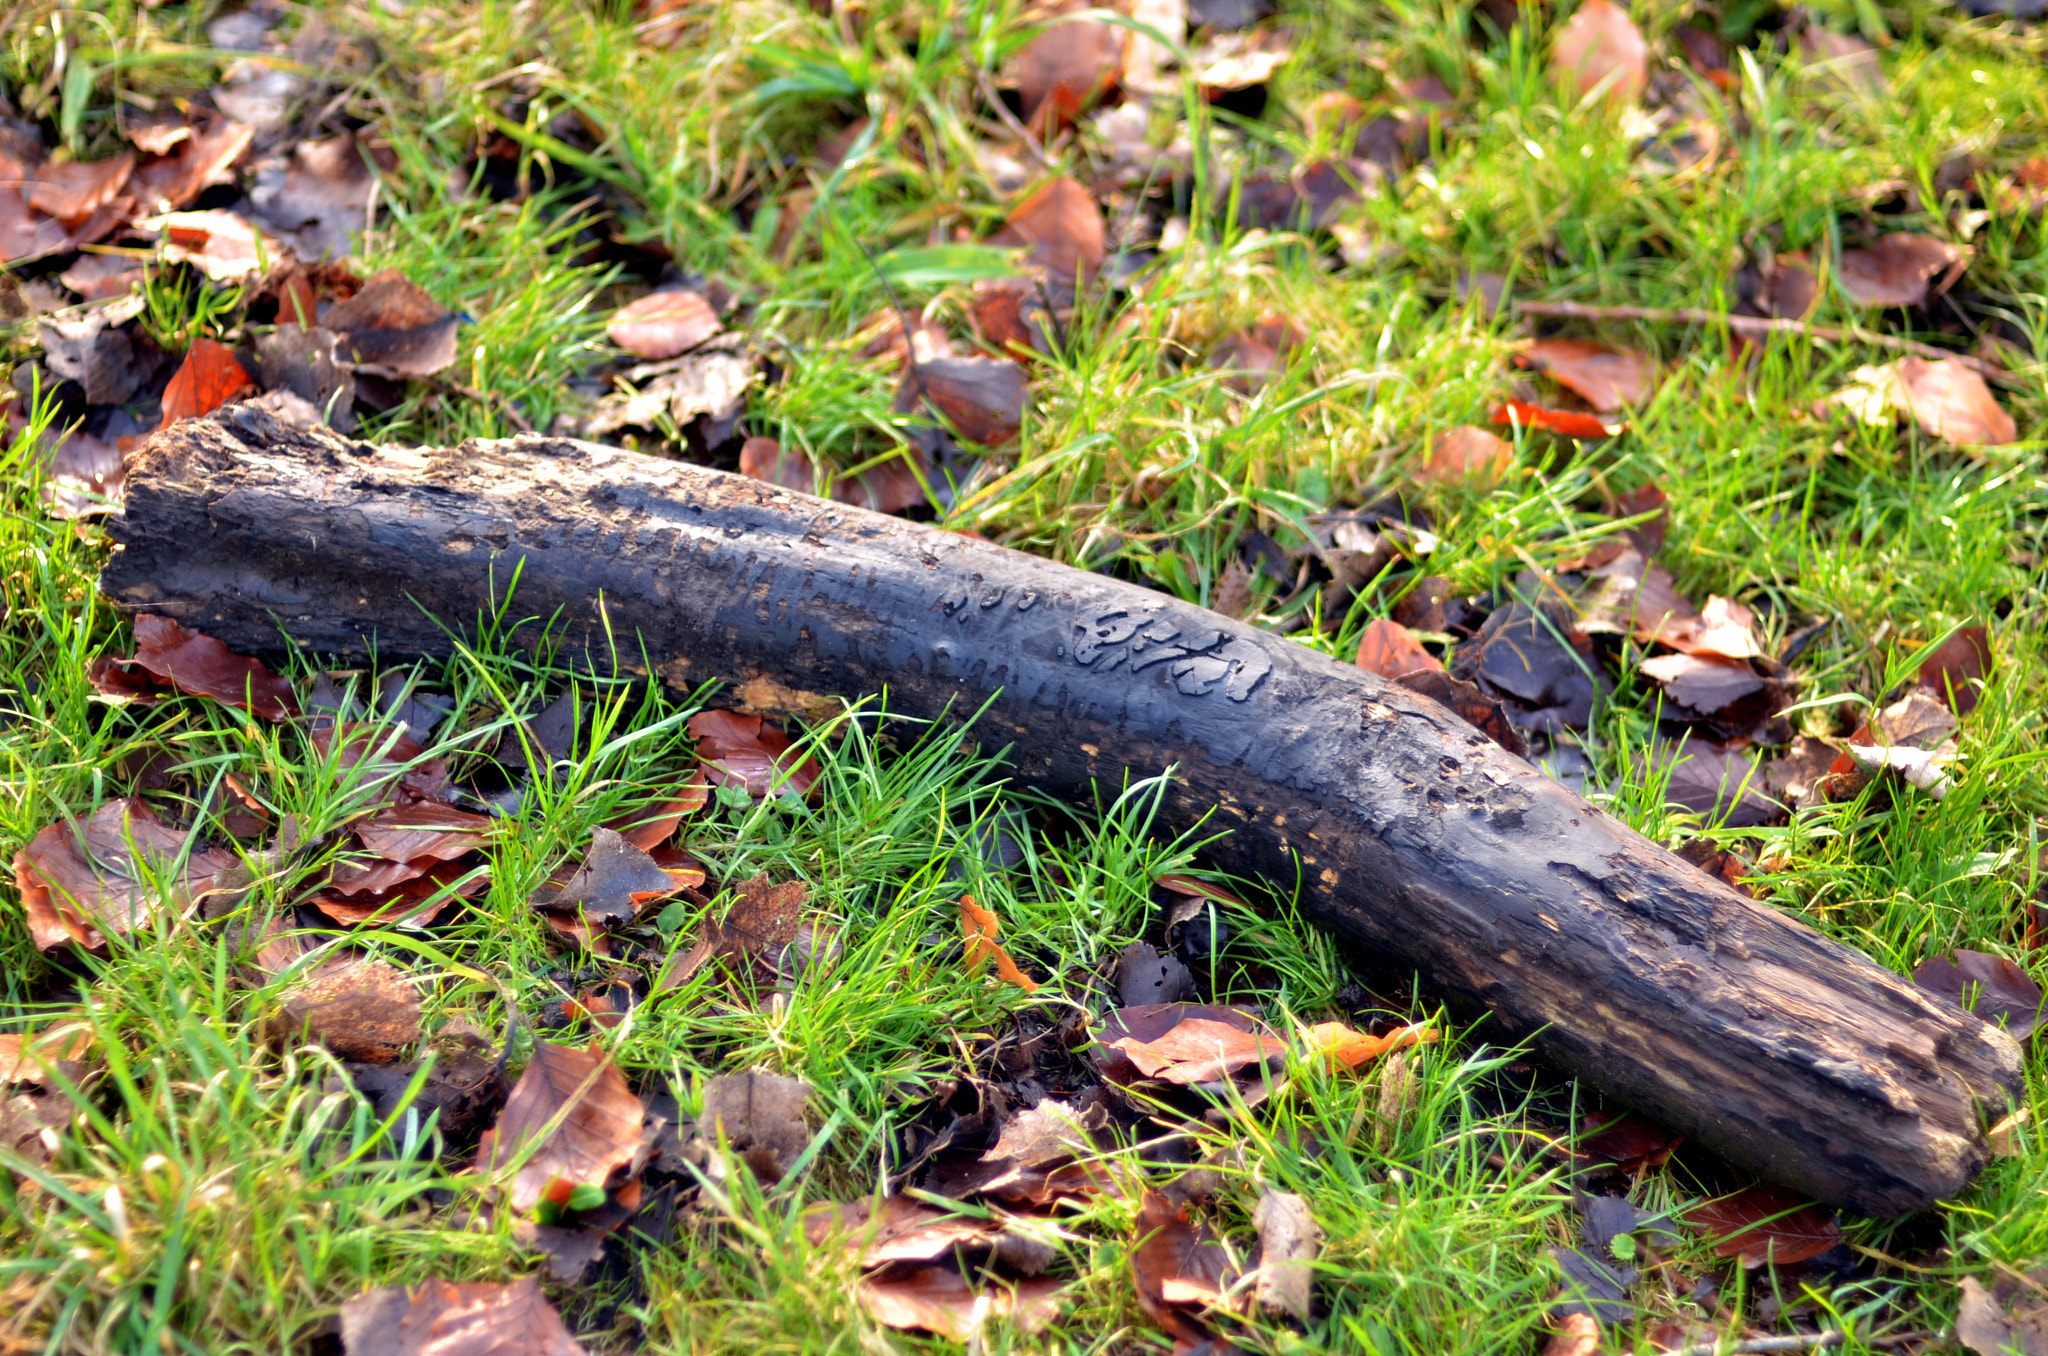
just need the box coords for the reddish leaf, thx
[351,800,497,864]
[1914,950,2044,1043]
[804,1195,1005,1267]
[1517,339,1656,412]
[1892,357,2016,447]
[146,209,276,282]
[324,269,459,376]
[310,722,455,805]
[1579,1109,1682,1172]
[338,1276,588,1356]
[1685,1185,1839,1267]
[858,1266,1065,1341]
[13,798,237,951]
[476,1041,644,1214]
[1155,873,1248,909]
[1916,626,1991,716]
[688,709,821,799]
[998,176,1105,281]
[1419,425,1512,484]
[310,860,487,928]
[898,357,1026,446]
[607,288,722,360]
[1132,1190,1236,1345]
[157,339,255,432]
[1552,0,1649,102]
[0,153,72,264]
[1491,400,1620,439]
[1356,618,1444,680]
[1307,1020,1437,1069]
[1013,18,1125,133]
[91,615,296,719]
[738,435,817,495]
[131,116,254,214]
[660,872,807,989]
[738,435,929,514]
[1838,234,1962,308]
[0,1022,92,1089]
[278,957,421,1062]
[1093,1003,1283,1086]
[606,777,709,851]
[26,153,134,227]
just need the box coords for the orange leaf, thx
[1355,619,1444,680]
[1490,399,1620,439]
[1306,1021,1437,1070]
[157,338,252,431]
[959,894,1040,993]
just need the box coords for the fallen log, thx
[102,407,2021,1216]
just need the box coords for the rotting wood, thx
[102,406,2024,1216]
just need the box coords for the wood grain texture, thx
[103,406,2024,1215]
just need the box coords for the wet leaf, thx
[961,894,1041,992]
[608,288,722,360]
[157,339,256,432]
[1419,425,1512,484]
[1095,1003,1284,1086]
[13,798,237,951]
[688,709,821,799]
[1684,1184,1839,1267]
[91,615,296,720]
[338,1276,588,1356]
[1517,339,1656,412]
[1552,0,1649,102]
[1914,950,2043,1042]
[607,778,709,850]
[1355,618,1444,680]
[59,252,148,301]
[858,1267,1065,1341]
[1838,234,1962,308]
[476,1041,644,1214]
[278,957,421,1062]
[325,269,459,376]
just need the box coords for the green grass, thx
[2,0,2047,1349]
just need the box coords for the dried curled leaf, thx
[476,1041,644,1214]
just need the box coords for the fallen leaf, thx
[1552,0,1649,102]
[476,1041,644,1214]
[998,176,1105,281]
[131,116,255,214]
[59,252,148,301]
[1638,653,1765,714]
[1122,0,1186,92]
[805,1195,1001,1266]
[1914,951,2043,1042]
[900,355,1027,445]
[352,800,497,865]
[1838,234,1962,308]
[1916,626,1992,716]
[338,1276,587,1356]
[1684,1184,1839,1267]
[157,339,256,432]
[538,827,678,927]
[25,153,134,226]
[1394,669,1530,757]
[147,209,277,282]
[1987,1108,2029,1158]
[1517,339,1656,412]
[91,615,296,720]
[324,269,459,376]
[1355,618,1444,680]
[858,1267,1065,1341]
[1800,27,1887,96]
[1892,358,2016,446]
[1116,941,1194,1006]
[1252,1191,1319,1321]
[1305,1021,1437,1070]
[1132,1190,1236,1345]
[1420,425,1513,484]
[1554,1245,1637,1325]
[311,860,489,929]
[960,894,1041,992]
[13,798,237,951]
[37,310,145,405]
[1579,1109,1682,1172]
[688,709,821,798]
[585,338,755,437]
[607,779,709,850]
[0,1023,92,1088]
[1452,602,1603,734]
[662,872,808,989]
[248,132,376,262]
[1095,1003,1284,1086]
[737,435,928,514]
[608,289,722,360]
[1013,17,1125,133]
[1872,691,1958,751]
[1492,399,1620,439]
[1542,1312,1602,1356]
[1752,252,1819,320]
[278,957,421,1062]
[698,1070,810,1181]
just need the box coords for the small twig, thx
[1514,300,2017,385]
[1668,1329,1932,1356]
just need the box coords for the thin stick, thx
[1514,300,2015,384]
[1667,1329,1932,1356]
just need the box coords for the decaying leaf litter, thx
[0,0,2044,1350]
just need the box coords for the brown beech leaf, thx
[1420,425,1512,484]
[311,860,487,928]
[351,800,497,864]
[0,1022,93,1088]
[1132,1190,1236,1345]
[608,289,721,360]
[92,615,296,720]
[1013,16,1125,133]
[147,209,277,282]
[131,116,253,214]
[338,1276,588,1356]
[688,709,821,799]
[663,871,808,990]
[476,1041,643,1214]
[1491,399,1620,439]
[13,798,237,951]
[1393,669,1530,758]
[999,176,1105,281]
[1638,653,1765,714]
[1753,252,1819,320]
[248,132,378,263]
[1892,358,2017,447]
[738,434,816,495]
[311,722,455,806]
[1579,1108,1682,1172]
[1543,1313,1602,1356]
[805,1195,1004,1267]
[1552,0,1648,103]
[1916,626,1992,716]
[157,339,256,432]
[1914,950,2044,1043]
[1252,1191,1319,1322]
[699,1070,811,1181]
[1838,234,1962,308]
[606,777,709,851]
[26,153,134,227]
[278,957,421,1062]
[1095,1003,1284,1086]
[538,827,678,927]
[1685,1184,1839,1267]
[59,252,148,301]
[1517,339,1655,412]
[899,356,1026,446]
[858,1267,1065,1341]
[960,894,1040,992]
[325,269,459,376]
[1355,618,1443,680]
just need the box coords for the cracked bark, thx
[101,406,2022,1215]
